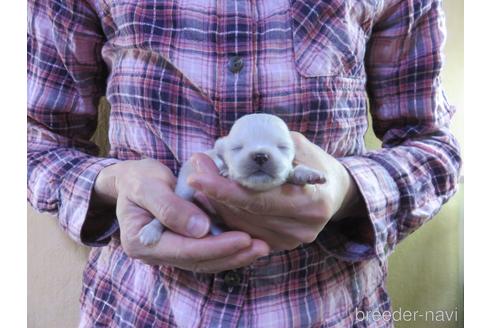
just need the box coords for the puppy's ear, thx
[214,137,227,158]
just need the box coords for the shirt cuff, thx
[58,157,121,247]
[315,155,400,262]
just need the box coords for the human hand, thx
[187,132,362,251]
[92,158,270,272]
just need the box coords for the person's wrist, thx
[330,165,364,222]
[92,163,120,207]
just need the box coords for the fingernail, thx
[256,250,268,258]
[188,178,202,190]
[191,156,203,173]
[187,177,204,193]
[187,215,209,237]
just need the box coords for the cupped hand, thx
[188,132,362,251]
[92,158,270,273]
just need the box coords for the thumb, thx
[190,152,220,174]
[136,186,211,238]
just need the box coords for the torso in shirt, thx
[80,1,391,327]
[97,0,376,173]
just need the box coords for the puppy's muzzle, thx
[252,152,269,166]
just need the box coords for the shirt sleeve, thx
[27,0,120,246]
[316,0,462,262]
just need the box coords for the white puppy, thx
[138,114,326,246]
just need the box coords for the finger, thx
[145,230,254,262]
[133,184,211,238]
[187,154,258,209]
[188,171,250,206]
[194,239,270,273]
[189,170,318,217]
[211,200,295,230]
[117,196,165,259]
[117,195,155,240]
[291,131,318,164]
[290,131,309,150]
[290,132,338,176]
[193,191,217,215]
[210,201,305,246]
[190,152,221,175]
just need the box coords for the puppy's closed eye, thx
[231,145,243,152]
[277,144,290,151]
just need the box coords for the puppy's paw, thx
[209,222,228,236]
[139,226,161,246]
[138,219,165,246]
[288,165,327,185]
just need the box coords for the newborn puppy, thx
[138,113,326,246]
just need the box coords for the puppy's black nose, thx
[252,152,269,166]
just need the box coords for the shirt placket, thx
[202,1,257,326]
[215,0,258,137]
[200,268,252,327]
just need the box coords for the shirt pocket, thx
[289,0,369,78]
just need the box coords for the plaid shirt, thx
[27,0,461,327]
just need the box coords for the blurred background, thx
[27,0,464,327]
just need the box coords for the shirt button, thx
[227,56,244,73]
[224,271,241,288]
